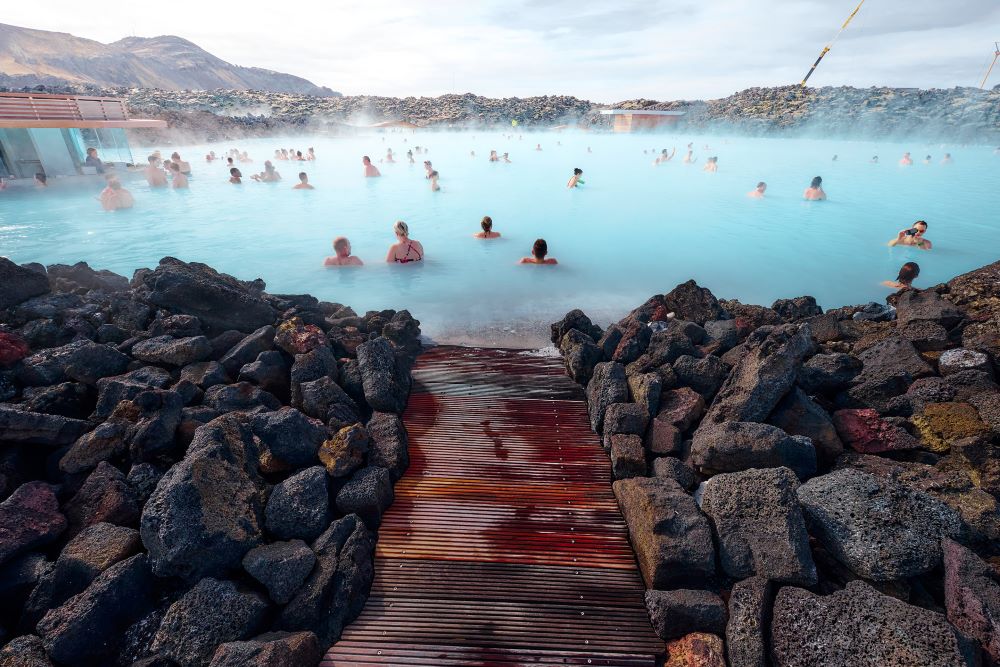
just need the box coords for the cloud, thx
[3,0,998,99]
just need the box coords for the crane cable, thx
[981,42,1000,89]
[800,0,867,87]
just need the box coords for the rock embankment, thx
[552,259,1000,666]
[4,83,996,143]
[0,256,421,666]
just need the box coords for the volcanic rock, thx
[208,631,321,667]
[673,354,729,401]
[279,514,374,646]
[219,325,276,377]
[664,633,726,667]
[132,335,212,366]
[663,280,727,325]
[612,477,715,588]
[365,412,409,482]
[242,540,316,605]
[645,589,728,641]
[63,461,141,538]
[796,468,962,581]
[0,405,90,447]
[651,457,697,490]
[586,362,628,432]
[912,402,990,453]
[135,258,276,335]
[768,388,843,464]
[265,466,331,541]
[0,481,66,567]
[318,423,369,478]
[251,407,327,468]
[831,408,921,454]
[610,434,646,479]
[726,576,772,667]
[150,577,269,667]
[689,421,816,479]
[797,353,862,394]
[771,580,970,667]
[895,289,965,329]
[336,466,394,529]
[140,415,265,580]
[0,257,50,309]
[357,336,410,413]
[701,324,814,426]
[772,296,822,322]
[0,634,52,667]
[17,340,130,387]
[238,350,289,398]
[942,537,1000,663]
[551,308,603,344]
[701,467,816,585]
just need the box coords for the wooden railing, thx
[0,93,129,122]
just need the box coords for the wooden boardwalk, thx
[323,346,661,666]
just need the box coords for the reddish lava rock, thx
[0,332,30,367]
[664,632,726,667]
[943,537,1000,663]
[831,408,921,454]
[274,318,327,356]
[0,481,67,566]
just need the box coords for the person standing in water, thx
[655,148,676,164]
[474,216,501,239]
[941,153,953,164]
[229,168,242,184]
[567,168,584,188]
[899,152,913,166]
[99,178,134,210]
[519,239,558,265]
[682,147,696,164]
[423,160,433,178]
[803,176,826,200]
[85,147,106,174]
[169,162,189,188]
[145,155,168,188]
[882,262,919,289]
[171,152,192,174]
[888,220,932,250]
[748,182,767,198]
[386,221,424,263]
[385,149,395,163]
[703,157,718,173]
[324,237,363,266]
[362,156,381,178]
[429,171,440,191]
[293,172,314,189]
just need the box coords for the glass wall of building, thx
[0,129,43,179]
[69,128,134,166]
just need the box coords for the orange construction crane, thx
[981,42,1000,89]
[801,0,867,87]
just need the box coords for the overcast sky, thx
[5,0,999,100]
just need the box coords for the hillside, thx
[0,23,339,96]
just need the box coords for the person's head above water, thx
[481,216,493,233]
[230,167,241,177]
[810,176,823,188]
[147,155,159,165]
[429,170,438,178]
[333,236,352,257]
[298,172,308,182]
[897,261,920,285]
[362,155,372,165]
[35,172,46,184]
[756,182,767,191]
[532,238,548,259]
[573,168,583,175]
[393,220,409,238]
[169,162,180,172]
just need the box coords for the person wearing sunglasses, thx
[888,220,932,251]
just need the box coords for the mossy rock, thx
[912,402,990,453]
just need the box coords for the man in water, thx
[888,220,932,251]
[429,171,440,191]
[229,168,242,184]
[169,162,189,189]
[747,182,767,198]
[171,152,192,174]
[145,156,168,188]
[899,152,913,166]
[85,147,105,174]
[803,176,826,200]
[703,157,718,173]
[324,237,363,266]
[519,239,558,265]
[293,172,314,189]
[362,156,381,178]
[99,177,134,211]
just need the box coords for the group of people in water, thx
[323,217,557,267]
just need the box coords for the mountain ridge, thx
[0,23,339,96]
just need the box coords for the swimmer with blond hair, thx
[386,221,424,263]
[324,237,363,266]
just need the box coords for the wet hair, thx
[362,155,371,163]
[35,172,46,184]
[573,168,583,175]
[913,220,928,230]
[148,155,159,164]
[393,220,409,237]
[532,238,548,259]
[756,182,766,189]
[296,151,303,157]
[897,262,920,285]
[230,167,240,176]
[227,157,234,165]
[171,152,180,160]
[298,172,307,181]
[169,162,180,172]
[430,170,439,178]
[810,176,822,188]
[481,216,493,232]
[86,147,97,155]
[333,236,350,253]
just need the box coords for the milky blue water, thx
[1,132,998,346]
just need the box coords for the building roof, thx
[599,109,686,116]
[0,92,167,129]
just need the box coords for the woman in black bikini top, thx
[386,220,424,264]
